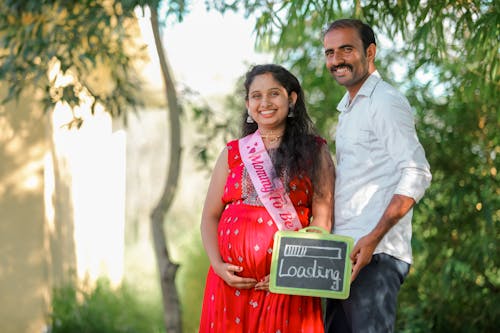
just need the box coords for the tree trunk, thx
[149,6,183,333]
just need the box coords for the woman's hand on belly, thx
[213,262,258,289]
[254,275,270,291]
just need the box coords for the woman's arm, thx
[200,147,257,289]
[309,144,335,232]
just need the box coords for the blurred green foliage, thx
[0,0,144,126]
[176,234,210,333]
[0,0,188,127]
[48,278,165,333]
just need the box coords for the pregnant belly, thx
[217,206,276,279]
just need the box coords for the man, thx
[322,19,432,332]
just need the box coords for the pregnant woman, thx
[199,64,335,333]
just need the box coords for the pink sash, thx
[239,131,302,231]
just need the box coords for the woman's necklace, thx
[261,134,282,143]
[260,130,284,143]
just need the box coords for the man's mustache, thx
[329,64,353,73]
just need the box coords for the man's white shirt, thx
[334,71,432,264]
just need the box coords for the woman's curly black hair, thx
[241,64,325,193]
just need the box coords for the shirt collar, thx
[337,70,382,113]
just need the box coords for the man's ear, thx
[366,43,376,62]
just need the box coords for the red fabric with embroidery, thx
[199,139,324,333]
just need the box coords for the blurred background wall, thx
[0,87,51,333]
[0,17,148,333]
[0,90,127,333]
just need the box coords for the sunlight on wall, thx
[47,100,126,285]
[43,152,55,234]
[0,150,44,196]
[0,113,45,198]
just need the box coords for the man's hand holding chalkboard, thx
[350,233,379,282]
[213,262,258,289]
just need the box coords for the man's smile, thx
[330,64,353,75]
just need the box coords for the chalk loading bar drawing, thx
[283,244,342,259]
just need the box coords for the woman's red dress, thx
[199,139,324,333]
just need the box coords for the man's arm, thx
[349,87,432,281]
[350,194,415,281]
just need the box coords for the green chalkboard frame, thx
[269,226,354,299]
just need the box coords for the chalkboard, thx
[269,227,354,299]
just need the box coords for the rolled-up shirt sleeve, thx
[372,89,432,203]
[396,166,432,202]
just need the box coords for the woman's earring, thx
[246,110,255,123]
[288,103,295,118]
